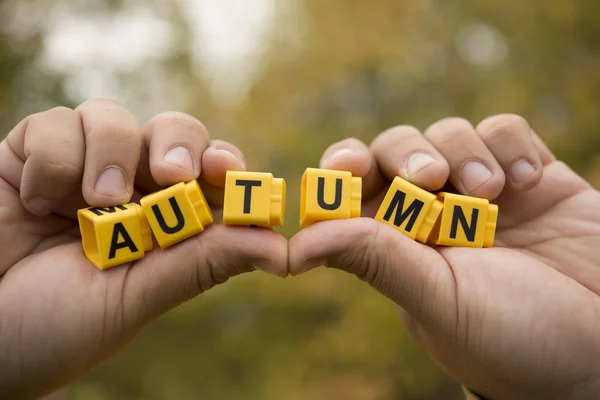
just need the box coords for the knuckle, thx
[477,114,530,144]
[371,125,421,151]
[32,154,82,183]
[90,124,140,145]
[146,112,209,139]
[338,137,365,149]
[425,117,474,142]
[77,97,123,111]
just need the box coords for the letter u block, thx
[78,203,153,269]
[374,177,443,243]
[140,180,213,249]
[223,171,286,227]
[428,192,498,248]
[300,168,361,227]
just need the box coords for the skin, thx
[290,116,600,399]
[0,102,599,399]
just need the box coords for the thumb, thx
[289,218,455,320]
[121,224,288,324]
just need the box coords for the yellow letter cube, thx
[374,176,443,243]
[428,192,498,248]
[140,180,213,249]
[300,168,361,227]
[78,203,153,270]
[223,171,286,227]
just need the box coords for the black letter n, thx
[449,206,479,242]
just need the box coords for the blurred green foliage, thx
[2,0,600,399]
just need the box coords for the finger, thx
[371,125,450,191]
[76,98,141,207]
[123,225,287,323]
[136,112,210,193]
[319,138,385,199]
[289,218,454,321]
[424,118,505,200]
[531,129,556,165]
[200,140,246,206]
[476,114,543,191]
[3,107,85,216]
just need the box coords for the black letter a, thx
[108,222,139,259]
[151,197,186,234]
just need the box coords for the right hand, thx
[290,115,600,400]
[0,99,288,399]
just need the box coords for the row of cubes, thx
[78,168,498,269]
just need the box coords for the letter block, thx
[428,192,498,248]
[300,168,361,227]
[78,204,153,270]
[223,171,286,227]
[140,180,213,249]
[375,176,443,243]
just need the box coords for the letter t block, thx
[223,171,286,227]
[300,168,362,227]
[375,176,443,243]
[141,180,213,249]
[78,203,153,269]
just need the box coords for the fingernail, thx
[511,159,535,183]
[406,153,437,178]
[25,197,52,215]
[460,161,493,193]
[163,146,194,174]
[94,167,127,198]
[214,149,245,169]
[320,149,354,168]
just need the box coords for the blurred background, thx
[2,0,600,399]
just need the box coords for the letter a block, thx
[223,171,286,227]
[375,177,443,243]
[428,192,498,248]
[141,180,213,249]
[300,168,361,227]
[78,204,153,269]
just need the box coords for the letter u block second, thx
[140,180,213,249]
[300,168,361,227]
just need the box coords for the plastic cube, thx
[78,203,153,269]
[140,180,213,249]
[223,171,286,227]
[300,168,361,227]
[428,192,498,248]
[375,176,443,243]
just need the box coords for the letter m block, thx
[78,203,153,269]
[375,177,443,243]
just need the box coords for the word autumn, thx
[78,168,498,269]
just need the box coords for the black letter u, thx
[317,177,342,210]
[151,197,185,234]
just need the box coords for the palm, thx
[395,161,600,398]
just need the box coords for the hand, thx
[290,115,600,399]
[0,99,287,399]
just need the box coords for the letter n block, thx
[78,203,153,269]
[428,192,498,248]
[300,168,361,227]
[223,171,286,227]
[375,177,443,243]
[140,180,213,249]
